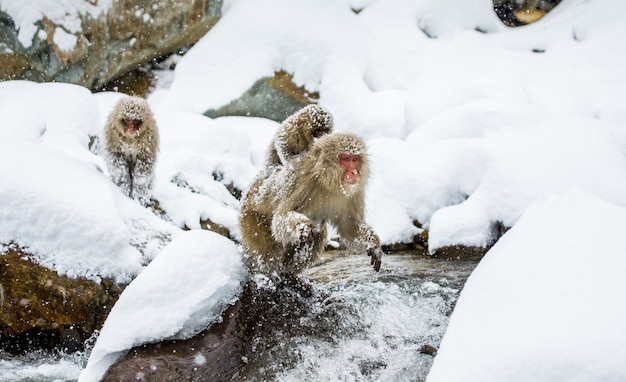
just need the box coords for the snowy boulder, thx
[0,81,181,284]
[79,230,247,382]
[426,190,626,382]
[0,0,221,90]
[96,275,328,382]
[204,70,319,122]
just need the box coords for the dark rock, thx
[102,276,319,382]
[418,344,438,356]
[493,0,562,26]
[0,0,222,91]
[431,244,489,261]
[0,246,123,353]
[429,220,508,261]
[204,70,320,122]
[198,219,232,240]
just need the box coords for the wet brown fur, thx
[240,133,382,275]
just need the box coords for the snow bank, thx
[163,0,626,250]
[149,113,274,238]
[0,82,178,283]
[79,230,247,382]
[0,82,266,283]
[426,189,626,381]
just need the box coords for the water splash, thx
[236,252,475,382]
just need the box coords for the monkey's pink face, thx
[122,118,142,136]
[339,154,361,185]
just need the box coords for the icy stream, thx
[0,252,476,382]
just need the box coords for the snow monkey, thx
[103,96,159,206]
[239,132,383,275]
[264,104,334,168]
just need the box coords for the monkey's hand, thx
[368,246,383,272]
[295,221,315,246]
[293,221,315,265]
[353,223,383,272]
[272,211,313,246]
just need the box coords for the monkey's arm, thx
[271,211,313,246]
[132,158,155,205]
[337,220,383,272]
[105,153,132,197]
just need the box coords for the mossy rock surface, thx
[0,246,122,352]
[204,70,319,122]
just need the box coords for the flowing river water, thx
[0,252,477,382]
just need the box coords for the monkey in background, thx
[264,104,334,168]
[239,132,383,275]
[103,96,159,206]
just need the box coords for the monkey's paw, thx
[293,222,314,265]
[368,246,383,272]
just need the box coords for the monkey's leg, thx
[131,159,154,205]
[239,208,279,274]
[106,154,132,197]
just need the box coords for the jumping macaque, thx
[265,104,334,168]
[103,96,159,205]
[239,132,383,275]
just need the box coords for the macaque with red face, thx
[103,96,159,206]
[239,133,383,275]
[340,153,361,185]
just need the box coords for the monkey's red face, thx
[339,154,361,185]
[123,118,142,136]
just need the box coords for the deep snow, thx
[1,0,626,380]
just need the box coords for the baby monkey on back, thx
[265,104,334,168]
[103,96,159,206]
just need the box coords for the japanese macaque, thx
[265,104,333,168]
[103,96,159,205]
[239,132,383,275]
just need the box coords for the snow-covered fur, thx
[240,133,382,275]
[265,104,334,168]
[103,96,159,206]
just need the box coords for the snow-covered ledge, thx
[427,190,626,382]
